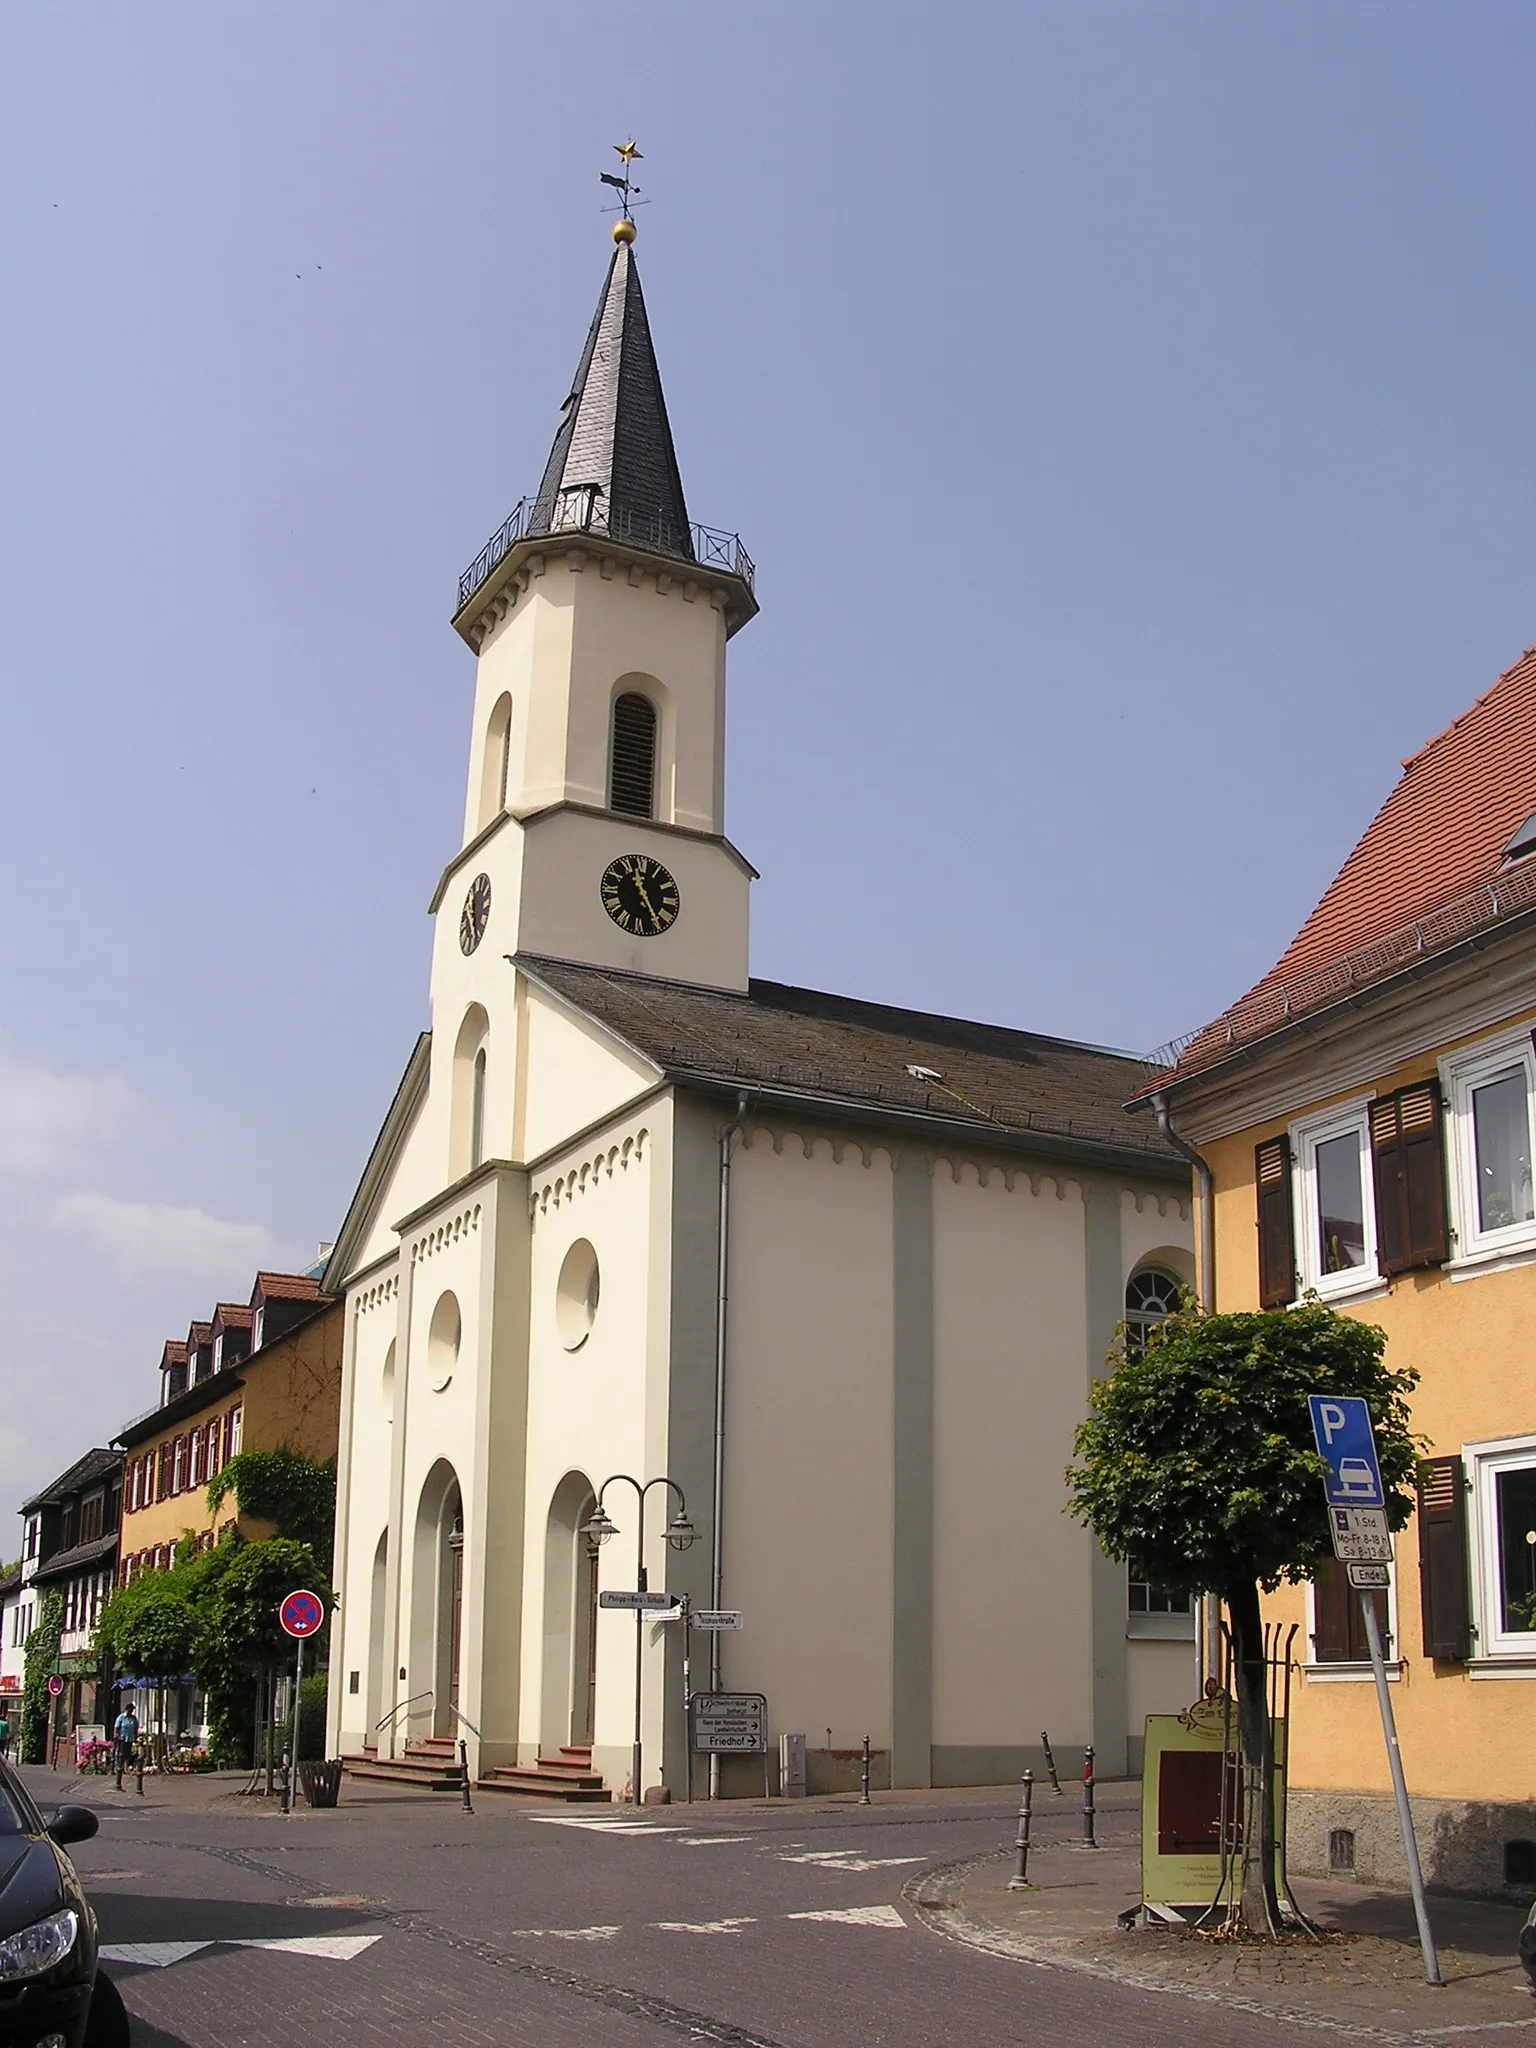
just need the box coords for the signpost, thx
[1308,1398,1439,1985]
[598,1591,675,1611]
[278,1589,326,1817]
[690,1691,770,1798]
[689,1612,744,1631]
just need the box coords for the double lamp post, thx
[583,1474,695,1806]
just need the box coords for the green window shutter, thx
[1371,1082,1449,1274]
[1416,1455,1470,1661]
[1255,1136,1295,1309]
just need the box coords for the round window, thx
[556,1240,600,1350]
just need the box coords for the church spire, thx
[529,218,693,564]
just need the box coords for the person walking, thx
[0,1706,10,1762]
[112,1699,139,1790]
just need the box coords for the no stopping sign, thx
[279,1589,326,1639]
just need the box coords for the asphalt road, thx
[24,1769,1311,2048]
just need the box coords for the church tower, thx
[430,216,759,1007]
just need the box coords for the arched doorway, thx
[542,1472,598,1753]
[411,1461,464,1742]
[365,1529,388,1747]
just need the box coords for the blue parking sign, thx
[1308,1395,1385,1508]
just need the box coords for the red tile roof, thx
[252,1271,321,1303]
[1150,645,1536,1088]
[185,1320,212,1348]
[159,1341,188,1368]
[210,1302,253,1331]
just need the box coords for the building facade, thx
[1146,646,1536,1894]
[19,1449,124,1754]
[325,225,1196,1797]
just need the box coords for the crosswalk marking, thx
[776,1850,924,1873]
[510,1926,620,1942]
[653,1918,757,1935]
[678,1835,752,1845]
[526,1816,683,1835]
[101,1935,381,1969]
[232,1936,381,1959]
[787,1905,907,1928]
[99,1942,211,1968]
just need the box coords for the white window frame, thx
[1289,1095,1382,1302]
[1467,1433,1536,1661]
[1442,1025,1536,1268]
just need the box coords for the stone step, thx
[477,1766,611,1803]
[340,1751,464,1792]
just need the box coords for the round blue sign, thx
[280,1588,325,1639]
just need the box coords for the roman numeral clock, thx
[601,854,680,937]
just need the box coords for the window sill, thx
[1127,1612,1196,1641]
[1303,1660,1403,1683]
[1447,1239,1536,1282]
[1294,1275,1390,1309]
[1467,1655,1536,1679]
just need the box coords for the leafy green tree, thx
[21,1589,64,1764]
[206,1451,336,1571]
[1068,1302,1418,1935]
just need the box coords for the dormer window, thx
[1504,811,1536,863]
[251,1307,264,1353]
[213,1334,224,1372]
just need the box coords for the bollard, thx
[1008,1770,1035,1889]
[135,1750,144,1798]
[280,1746,292,1817]
[459,1739,474,1816]
[859,1735,871,1806]
[1082,1744,1097,1847]
[1041,1730,1062,1796]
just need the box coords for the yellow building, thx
[1146,646,1536,1896]
[117,1272,342,1579]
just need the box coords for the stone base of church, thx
[1287,1787,1536,1898]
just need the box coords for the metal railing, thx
[1143,852,1536,1082]
[456,490,754,611]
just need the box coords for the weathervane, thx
[599,139,648,243]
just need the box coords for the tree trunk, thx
[1225,1580,1282,1937]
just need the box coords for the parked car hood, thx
[0,1834,74,1939]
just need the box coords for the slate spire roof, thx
[530,239,693,563]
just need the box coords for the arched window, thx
[476,694,513,831]
[1124,1267,1182,1356]
[470,1047,487,1169]
[610,692,657,818]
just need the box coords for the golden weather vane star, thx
[599,140,648,240]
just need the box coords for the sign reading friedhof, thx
[689,1691,767,1754]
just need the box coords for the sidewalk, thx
[905,1780,1535,2041]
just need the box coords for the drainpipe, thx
[1152,1091,1219,1690]
[710,1091,750,1796]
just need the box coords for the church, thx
[323,206,1194,1798]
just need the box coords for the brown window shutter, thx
[1311,1558,1353,1660]
[1255,1136,1296,1308]
[1417,1455,1471,1661]
[1371,1083,1449,1274]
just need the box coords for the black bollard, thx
[1082,1744,1097,1847]
[459,1739,474,1815]
[280,1745,292,1817]
[859,1735,871,1806]
[1041,1730,1062,1796]
[135,1750,144,1798]
[1008,1770,1035,1889]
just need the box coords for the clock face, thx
[600,853,680,937]
[460,872,492,955]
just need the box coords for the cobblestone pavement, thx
[20,1765,1532,2047]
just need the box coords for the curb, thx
[902,1849,1489,2045]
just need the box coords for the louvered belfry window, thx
[1416,1455,1470,1661]
[610,693,658,818]
[1255,1135,1296,1309]
[1370,1081,1449,1273]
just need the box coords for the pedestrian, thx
[112,1699,139,1790]
[0,1706,10,1761]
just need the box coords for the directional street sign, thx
[690,1691,767,1754]
[1330,1506,1394,1563]
[279,1589,326,1639]
[1308,1395,1386,1507]
[598,1590,675,1611]
[690,1611,744,1631]
[1349,1563,1391,1589]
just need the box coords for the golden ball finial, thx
[612,216,637,245]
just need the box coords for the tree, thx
[21,1589,64,1764]
[206,1451,336,1571]
[1067,1301,1418,1936]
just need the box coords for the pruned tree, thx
[1067,1302,1418,1936]
[206,1450,336,1571]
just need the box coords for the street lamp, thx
[583,1474,694,1806]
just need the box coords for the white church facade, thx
[324,220,1194,1797]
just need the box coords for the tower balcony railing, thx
[456,488,755,612]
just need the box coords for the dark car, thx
[0,1757,126,2048]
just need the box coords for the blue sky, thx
[3,1,1535,1528]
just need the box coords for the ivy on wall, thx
[207,1450,336,1571]
[21,1589,64,1764]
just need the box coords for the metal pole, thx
[281,1638,301,1816]
[458,1739,474,1815]
[859,1735,871,1806]
[1082,1743,1097,1847]
[681,1595,693,1805]
[1008,1770,1035,1889]
[632,1493,648,1808]
[1041,1729,1062,1795]
[1359,1592,1440,1985]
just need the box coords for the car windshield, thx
[0,1778,31,1834]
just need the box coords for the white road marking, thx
[653,1918,757,1936]
[510,1925,621,1942]
[99,1942,211,1968]
[678,1836,752,1846]
[232,1936,381,1960]
[527,1816,682,1835]
[776,1850,924,1872]
[787,1904,907,1928]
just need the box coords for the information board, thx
[689,1691,767,1754]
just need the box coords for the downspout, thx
[710,1090,751,1795]
[1152,1090,1218,1690]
